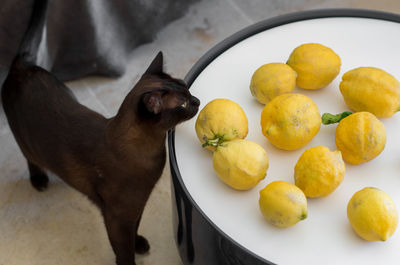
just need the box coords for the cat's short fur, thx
[1,1,200,264]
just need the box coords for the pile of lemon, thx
[195,43,400,241]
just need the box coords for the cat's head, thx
[133,52,200,130]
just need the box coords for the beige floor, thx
[1,0,400,264]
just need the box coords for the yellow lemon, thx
[259,181,307,228]
[347,187,398,241]
[213,139,269,190]
[335,112,386,165]
[339,67,400,118]
[195,98,248,151]
[294,146,345,198]
[260,93,321,150]
[250,63,297,104]
[287,43,341,90]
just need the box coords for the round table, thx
[169,9,400,265]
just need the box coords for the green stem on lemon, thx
[322,111,353,125]
[202,135,225,148]
[300,212,308,221]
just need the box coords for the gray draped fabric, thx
[0,0,199,83]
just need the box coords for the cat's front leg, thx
[134,213,150,254]
[27,160,49,191]
[103,208,136,265]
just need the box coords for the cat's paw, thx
[30,172,49,191]
[135,235,150,254]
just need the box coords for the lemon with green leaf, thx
[322,111,386,165]
[195,98,248,151]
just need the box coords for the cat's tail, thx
[13,0,49,65]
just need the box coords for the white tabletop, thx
[175,16,400,265]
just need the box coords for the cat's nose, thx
[191,96,200,107]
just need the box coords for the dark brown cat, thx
[1,1,199,265]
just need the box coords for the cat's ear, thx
[142,92,162,114]
[144,51,164,75]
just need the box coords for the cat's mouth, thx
[189,96,200,109]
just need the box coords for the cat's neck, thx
[104,109,167,156]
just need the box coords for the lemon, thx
[250,63,297,104]
[260,93,321,150]
[335,112,386,165]
[347,187,398,241]
[195,98,248,151]
[259,181,307,228]
[287,43,341,90]
[339,67,400,118]
[212,139,269,190]
[294,146,345,198]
